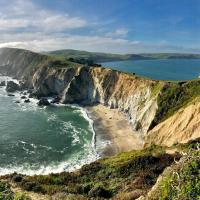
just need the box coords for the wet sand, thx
[86,104,143,157]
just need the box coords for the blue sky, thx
[0,0,199,53]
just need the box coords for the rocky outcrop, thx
[0,48,50,88]
[0,81,5,86]
[37,98,50,106]
[6,81,20,92]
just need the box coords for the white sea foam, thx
[0,75,100,175]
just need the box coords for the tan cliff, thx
[145,98,200,147]
[33,66,160,135]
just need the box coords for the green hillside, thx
[46,49,200,63]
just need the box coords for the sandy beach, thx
[86,104,143,157]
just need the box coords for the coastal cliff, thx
[33,66,160,135]
[0,47,200,145]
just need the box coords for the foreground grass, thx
[148,140,200,200]
[0,181,30,200]
[1,141,199,199]
[1,146,179,199]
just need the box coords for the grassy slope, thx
[148,140,200,200]
[1,140,199,200]
[2,146,179,199]
[149,79,200,129]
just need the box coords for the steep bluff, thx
[145,98,200,147]
[33,66,160,135]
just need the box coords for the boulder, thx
[15,101,20,103]
[21,96,27,99]
[6,81,20,92]
[0,81,6,86]
[37,98,50,106]
[51,96,61,104]
[7,94,15,97]
[24,99,30,103]
[27,89,33,94]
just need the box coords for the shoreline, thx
[0,75,143,175]
[86,104,144,157]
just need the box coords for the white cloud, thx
[0,0,87,31]
[0,32,131,52]
[0,0,199,54]
[0,31,199,54]
[105,28,129,37]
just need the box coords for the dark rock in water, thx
[23,91,27,95]
[28,93,34,98]
[21,96,27,99]
[27,89,33,94]
[6,81,20,92]
[19,84,27,91]
[0,81,6,86]
[29,91,39,99]
[51,96,61,104]
[15,100,20,103]
[24,99,30,103]
[37,98,50,106]
[7,94,15,97]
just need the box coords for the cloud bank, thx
[0,0,199,54]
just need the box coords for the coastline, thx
[86,104,144,157]
[0,75,143,175]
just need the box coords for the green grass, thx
[157,151,200,200]
[8,146,179,199]
[149,79,200,129]
[1,141,200,199]
[150,82,165,98]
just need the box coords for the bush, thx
[14,193,31,200]
[0,181,13,200]
[88,185,112,198]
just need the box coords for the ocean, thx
[102,59,200,81]
[0,76,99,175]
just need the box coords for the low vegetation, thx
[0,181,30,200]
[150,79,200,129]
[148,140,200,200]
[2,146,180,199]
[0,141,199,199]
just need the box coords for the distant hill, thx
[46,49,200,63]
[46,49,131,63]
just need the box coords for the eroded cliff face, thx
[32,66,160,135]
[0,48,50,88]
[145,98,200,147]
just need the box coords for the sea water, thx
[102,59,200,81]
[0,76,99,175]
